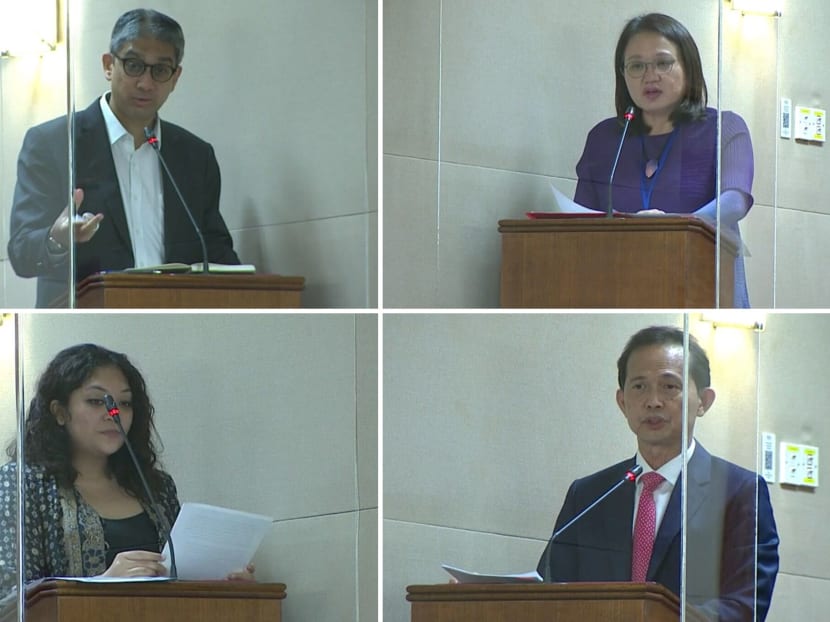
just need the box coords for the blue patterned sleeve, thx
[0,464,63,597]
[0,464,55,596]
[0,464,21,597]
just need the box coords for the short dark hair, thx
[110,9,185,65]
[617,326,711,393]
[8,344,167,502]
[614,13,708,134]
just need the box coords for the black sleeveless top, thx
[100,511,160,567]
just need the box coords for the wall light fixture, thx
[731,0,782,17]
[0,0,59,58]
[700,311,766,331]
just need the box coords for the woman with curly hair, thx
[0,344,256,592]
[0,344,177,590]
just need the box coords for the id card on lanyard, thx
[640,127,679,211]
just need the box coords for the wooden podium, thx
[407,582,710,622]
[8,579,286,622]
[67,272,305,308]
[499,216,737,308]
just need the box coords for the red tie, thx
[631,471,665,582]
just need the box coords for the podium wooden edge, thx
[26,580,287,603]
[75,273,306,294]
[48,272,306,309]
[406,581,709,622]
[497,216,739,258]
[0,580,286,622]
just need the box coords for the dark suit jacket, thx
[537,445,779,621]
[7,98,240,307]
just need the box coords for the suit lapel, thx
[602,461,638,580]
[159,122,178,250]
[75,100,133,251]
[648,446,711,579]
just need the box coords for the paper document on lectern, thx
[442,563,542,584]
[550,184,603,214]
[162,502,274,580]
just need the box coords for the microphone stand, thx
[607,106,636,218]
[143,127,210,274]
[550,464,642,541]
[104,394,178,579]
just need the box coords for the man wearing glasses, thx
[8,9,239,307]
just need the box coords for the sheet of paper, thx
[50,576,173,583]
[189,262,257,274]
[441,563,543,584]
[162,502,274,580]
[549,184,603,214]
[122,262,257,274]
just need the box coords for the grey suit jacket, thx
[8,98,239,306]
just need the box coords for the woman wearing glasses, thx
[0,344,254,594]
[574,13,753,308]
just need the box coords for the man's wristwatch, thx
[46,232,68,254]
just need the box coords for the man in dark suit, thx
[537,326,779,621]
[7,9,239,307]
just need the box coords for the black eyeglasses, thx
[113,54,177,83]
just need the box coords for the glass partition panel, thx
[383,313,780,621]
[770,1,830,307]
[1,0,74,307]
[0,314,21,619]
[16,313,376,621]
[717,3,779,309]
[384,1,731,308]
[384,313,700,620]
[755,313,829,620]
[65,2,377,309]
[69,3,199,302]
[720,0,830,308]
[679,313,767,620]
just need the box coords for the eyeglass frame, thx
[621,58,677,79]
[112,53,179,83]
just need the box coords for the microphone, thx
[143,127,210,274]
[104,394,178,579]
[549,464,643,542]
[606,105,636,218]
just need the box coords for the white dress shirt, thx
[99,93,165,267]
[632,439,697,534]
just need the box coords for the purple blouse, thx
[574,108,754,215]
[573,108,754,308]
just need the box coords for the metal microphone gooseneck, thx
[143,127,210,274]
[104,394,178,579]
[607,105,636,218]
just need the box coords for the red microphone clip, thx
[623,106,636,122]
[147,135,159,146]
[103,394,120,418]
[625,464,644,482]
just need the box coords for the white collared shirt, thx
[632,438,697,533]
[99,93,165,267]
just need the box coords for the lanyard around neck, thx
[639,127,679,211]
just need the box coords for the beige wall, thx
[384,0,829,308]
[0,0,377,308]
[383,313,830,622]
[1,312,377,622]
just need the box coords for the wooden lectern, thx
[407,582,710,622]
[8,579,286,622]
[499,216,737,308]
[67,273,305,308]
